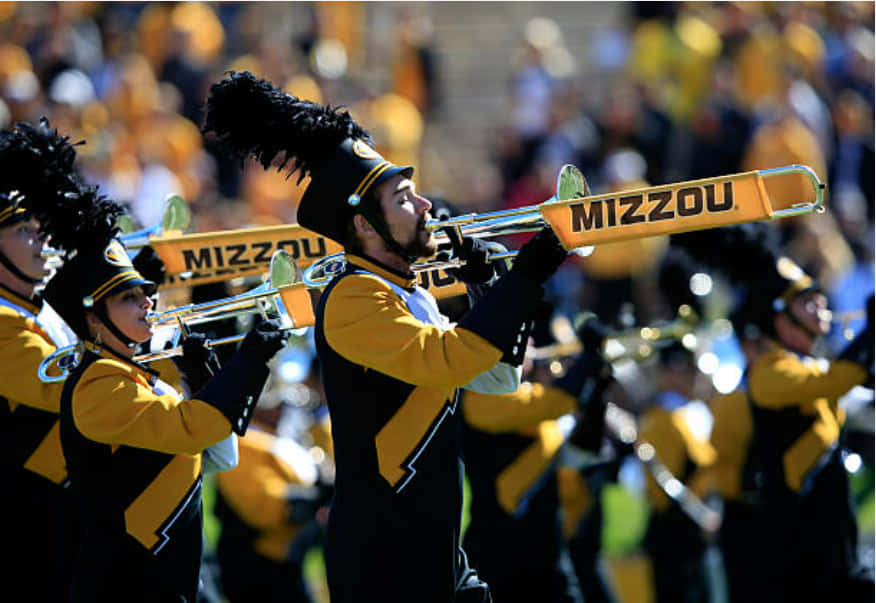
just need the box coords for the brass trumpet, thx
[303,164,593,288]
[302,163,825,289]
[529,305,700,368]
[37,250,314,383]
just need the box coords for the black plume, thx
[202,71,373,183]
[0,118,124,256]
[671,223,781,287]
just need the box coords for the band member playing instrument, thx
[685,224,875,602]
[0,120,83,600]
[460,315,613,603]
[202,71,571,603]
[25,166,288,601]
[640,342,716,603]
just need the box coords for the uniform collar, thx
[84,340,160,385]
[346,253,417,291]
[0,280,41,315]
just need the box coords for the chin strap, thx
[93,302,139,349]
[0,250,42,285]
[355,199,418,265]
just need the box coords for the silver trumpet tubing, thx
[529,304,700,365]
[37,249,299,383]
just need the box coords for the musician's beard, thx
[400,217,437,260]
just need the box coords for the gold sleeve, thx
[0,314,64,412]
[639,408,687,513]
[72,359,232,455]
[216,432,295,530]
[749,350,866,409]
[323,274,503,388]
[462,382,577,434]
[707,391,752,500]
[308,414,334,460]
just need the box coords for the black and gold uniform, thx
[639,392,715,603]
[748,345,872,602]
[215,425,325,603]
[460,381,583,603]
[0,118,87,599]
[706,387,770,603]
[0,284,77,600]
[202,71,569,603]
[316,255,534,603]
[58,338,266,601]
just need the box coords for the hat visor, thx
[103,274,157,300]
[370,164,415,192]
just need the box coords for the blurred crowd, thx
[0,2,873,602]
[0,1,871,344]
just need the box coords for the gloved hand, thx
[238,318,288,363]
[132,245,166,285]
[440,226,495,285]
[172,332,222,393]
[576,312,610,355]
[554,348,611,404]
[510,227,567,285]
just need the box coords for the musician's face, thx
[377,174,437,259]
[0,218,50,282]
[775,290,831,355]
[102,285,155,344]
[790,291,831,337]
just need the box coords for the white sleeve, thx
[202,433,240,474]
[462,361,521,394]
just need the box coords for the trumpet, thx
[41,195,191,261]
[303,164,593,288]
[37,250,315,383]
[529,305,700,368]
[303,163,825,288]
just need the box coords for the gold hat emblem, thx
[104,240,133,267]
[352,139,381,160]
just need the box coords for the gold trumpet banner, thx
[150,224,342,288]
[541,169,814,249]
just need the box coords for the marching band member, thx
[202,71,570,603]
[703,313,770,603]
[732,242,873,601]
[459,316,613,603]
[25,171,287,601]
[639,342,716,603]
[0,120,81,600]
[214,363,333,603]
[684,223,874,602]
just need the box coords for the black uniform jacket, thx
[60,343,234,602]
[461,383,577,579]
[315,255,509,603]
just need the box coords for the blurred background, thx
[2,2,872,602]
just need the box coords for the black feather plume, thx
[0,118,123,256]
[202,71,373,183]
[671,223,782,287]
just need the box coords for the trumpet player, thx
[203,71,571,603]
[683,223,874,602]
[23,162,287,602]
[0,119,83,600]
[459,314,614,603]
[640,342,716,603]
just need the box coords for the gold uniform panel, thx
[375,384,456,491]
[495,420,565,515]
[125,453,202,551]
